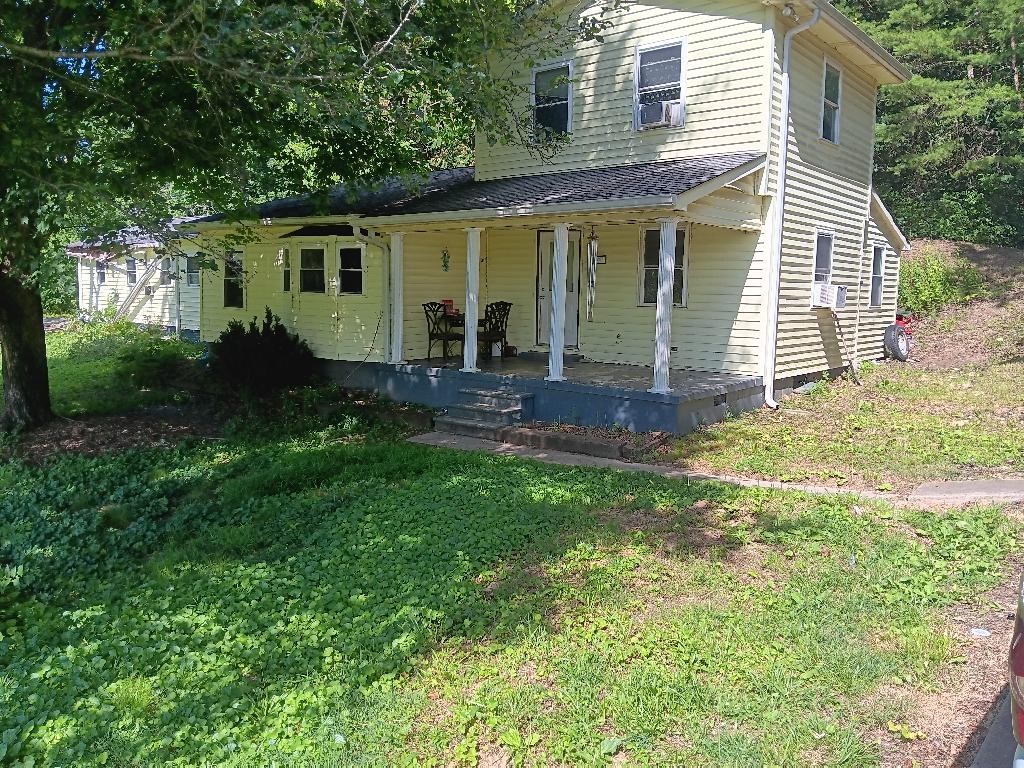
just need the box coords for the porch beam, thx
[388,232,405,364]
[461,227,483,373]
[546,223,571,382]
[649,218,679,395]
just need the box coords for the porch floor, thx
[406,355,761,399]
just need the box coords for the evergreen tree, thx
[838,0,1024,245]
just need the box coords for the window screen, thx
[822,63,841,143]
[870,245,885,307]
[641,228,686,307]
[185,255,200,287]
[160,257,172,286]
[814,232,834,285]
[637,43,683,106]
[299,248,326,293]
[224,252,244,308]
[338,247,363,295]
[534,64,571,137]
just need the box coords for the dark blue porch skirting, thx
[321,360,764,435]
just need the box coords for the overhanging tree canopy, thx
[0,0,618,431]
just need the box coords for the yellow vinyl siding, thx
[389,220,763,376]
[772,30,879,379]
[577,223,763,374]
[199,234,387,363]
[400,232,469,360]
[77,250,182,329]
[475,0,768,181]
[855,216,900,362]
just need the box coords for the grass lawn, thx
[665,359,1024,493]
[666,239,1024,494]
[0,322,203,420]
[1,408,1018,766]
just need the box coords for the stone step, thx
[458,389,532,409]
[434,415,501,441]
[446,403,521,426]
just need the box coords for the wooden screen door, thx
[537,230,581,348]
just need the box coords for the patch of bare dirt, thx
[872,541,1024,768]
[10,405,221,463]
[909,240,1024,372]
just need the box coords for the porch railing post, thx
[546,223,570,382]
[649,218,679,394]
[461,227,482,373]
[388,232,405,364]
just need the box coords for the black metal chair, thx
[478,301,513,359]
[423,302,464,360]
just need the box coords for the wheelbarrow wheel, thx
[883,324,911,362]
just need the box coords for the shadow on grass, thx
[5,437,766,764]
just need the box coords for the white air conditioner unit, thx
[637,99,683,129]
[812,282,848,310]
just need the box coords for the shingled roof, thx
[224,151,764,223]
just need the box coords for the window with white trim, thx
[813,231,834,289]
[870,245,885,307]
[185,255,200,287]
[126,258,137,286]
[822,62,841,143]
[299,247,326,293]
[280,247,291,292]
[224,251,244,308]
[160,257,173,286]
[338,246,364,295]
[635,41,685,130]
[96,262,106,285]
[533,63,571,138]
[640,227,687,307]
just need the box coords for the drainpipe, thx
[763,5,821,408]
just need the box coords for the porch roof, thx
[205,151,765,225]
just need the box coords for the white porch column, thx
[649,218,679,394]
[388,232,406,364]
[546,223,571,382]
[461,227,482,373]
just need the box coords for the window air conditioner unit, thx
[637,100,683,129]
[812,282,848,310]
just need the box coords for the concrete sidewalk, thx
[410,432,893,498]
[911,479,1024,507]
[410,432,1024,506]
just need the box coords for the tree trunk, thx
[0,273,53,432]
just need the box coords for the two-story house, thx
[191,0,911,435]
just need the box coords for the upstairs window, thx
[185,255,200,287]
[870,245,886,307]
[224,251,244,308]
[126,258,137,286]
[814,231,834,288]
[96,262,106,285]
[822,62,841,143]
[640,227,687,307]
[635,41,685,130]
[533,63,571,138]
[338,246,364,295]
[299,247,326,293]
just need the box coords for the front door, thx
[537,230,581,348]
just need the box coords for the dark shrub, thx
[208,307,316,394]
[117,331,199,388]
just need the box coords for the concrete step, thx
[446,403,521,426]
[434,415,501,441]
[458,389,532,409]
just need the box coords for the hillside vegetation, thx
[668,241,1024,492]
[837,0,1024,246]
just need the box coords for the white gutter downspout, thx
[764,5,822,408]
